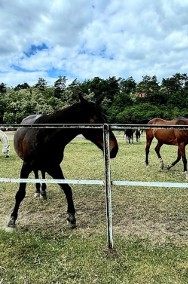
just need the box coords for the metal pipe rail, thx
[1,123,188,130]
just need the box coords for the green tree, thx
[54,76,67,98]
[35,78,48,91]
[0,83,6,94]
[161,73,188,108]
[119,76,136,94]
[14,83,30,91]
[136,75,161,104]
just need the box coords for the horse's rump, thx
[174,117,188,144]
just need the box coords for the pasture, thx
[0,132,188,283]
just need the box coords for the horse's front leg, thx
[8,163,32,228]
[47,166,76,228]
[155,142,164,169]
[33,170,47,199]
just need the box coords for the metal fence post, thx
[103,124,113,249]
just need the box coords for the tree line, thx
[0,73,188,124]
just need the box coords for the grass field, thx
[0,133,188,283]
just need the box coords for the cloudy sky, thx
[1,0,188,87]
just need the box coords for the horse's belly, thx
[155,132,177,145]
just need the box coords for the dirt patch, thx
[113,217,188,245]
[1,184,188,245]
[2,199,187,245]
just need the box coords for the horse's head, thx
[78,95,118,158]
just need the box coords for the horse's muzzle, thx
[110,145,118,158]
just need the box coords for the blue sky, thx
[0,0,188,87]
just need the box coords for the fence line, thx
[1,178,188,188]
[2,123,188,130]
[1,123,188,249]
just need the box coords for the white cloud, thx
[0,0,188,87]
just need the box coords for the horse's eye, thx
[89,115,99,124]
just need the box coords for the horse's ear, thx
[96,97,103,107]
[79,94,88,104]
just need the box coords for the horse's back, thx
[148,118,177,125]
[21,114,42,124]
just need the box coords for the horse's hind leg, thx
[155,142,164,169]
[8,163,32,228]
[47,165,76,228]
[34,170,41,197]
[178,143,187,173]
[167,149,181,170]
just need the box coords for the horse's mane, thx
[176,116,186,120]
[176,116,188,125]
[34,103,82,124]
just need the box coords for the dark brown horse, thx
[145,117,188,172]
[124,129,134,144]
[8,95,118,228]
[135,128,141,142]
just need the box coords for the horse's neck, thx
[57,128,81,145]
[46,106,82,123]
[37,105,84,145]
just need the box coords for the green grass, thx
[1,230,188,284]
[0,134,188,283]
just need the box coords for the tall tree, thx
[54,76,67,98]
[35,78,48,91]
[0,83,6,94]
[119,76,136,94]
[136,75,161,104]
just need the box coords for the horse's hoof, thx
[67,214,76,229]
[160,164,164,170]
[40,194,47,200]
[34,192,40,198]
[67,220,77,229]
[7,218,16,228]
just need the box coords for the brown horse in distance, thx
[145,117,188,172]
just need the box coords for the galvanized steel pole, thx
[103,124,113,249]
